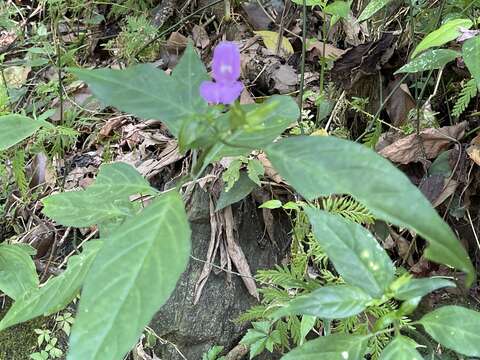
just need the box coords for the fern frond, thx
[322,196,375,224]
[235,305,270,323]
[363,120,382,149]
[13,150,28,198]
[256,265,306,290]
[452,78,477,118]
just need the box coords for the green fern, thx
[363,120,382,149]
[34,125,79,157]
[322,196,375,224]
[12,150,28,198]
[452,78,477,118]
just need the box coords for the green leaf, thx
[201,95,299,170]
[222,159,243,192]
[259,199,282,209]
[0,241,101,331]
[70,44,208,136]
[289,0,322,6]
[358,0,392,22]
[241,321,281,359]
[247,159,264,186]
[411,18,473,58]
[325,0,351,24]
[67,191,191,360]
[395,49,460,74]
[380,336,422,360]
[299,315,316,345]
[216,171,257,211]
[273,285,372,319]
[0,114,43,150]
[42,162,155,227]
[304,208,394,297]
[463,36,480,90]
[265,136,475,285]
[419,305,480,357]
[392,277,456,300]
[0,244,39,300]
[281,334,368,359]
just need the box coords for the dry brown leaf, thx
[467,146,480,165]
[192,25,209,49]
[378,122,467,164]
[194,198,222,304]
[224,206,259,299]
[99,117,127,139]
[258,152,283,183]
[307,40,346,59]
[385,80,416,126]
[432,179,458,208]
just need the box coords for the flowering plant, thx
[0,41,477,360]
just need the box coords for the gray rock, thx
[150,188,290,359]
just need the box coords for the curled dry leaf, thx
[378,122,467,164]
[307,39,346,59]
[192,25,210,50]
[385,79,416,126]
[224,206,259,299]
[466,133,480,165]
[258,152,283,183]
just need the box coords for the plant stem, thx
[298,0,308,135]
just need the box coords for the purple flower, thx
[457,27,480,42]
[200,41,244,105]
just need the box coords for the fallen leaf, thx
[432,179,458,208]
[242,3,273,30]
[224,206,258,299]
[307,39,346,59]
[378,122,467,164]
[385,79,416,126]
[254,31,294,56]
[258,152,283,183]
[192,25,209,49]
[3,66,31,88]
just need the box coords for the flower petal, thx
[218,81,243,105]
[200,81,223,104]
[212,41,241,83]
[199,81,243,105]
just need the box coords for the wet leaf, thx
[265,136,475,286]
[420,306,480,357]
[411,18,472,58]
[462,35,480,90]
[358,0,392,22]
[395,49,459,74]
[305,208,395,297]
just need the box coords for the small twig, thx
[298,0,308,136]
[190,255,257,280]
[466,209,480,252]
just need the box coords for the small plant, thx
[105,15,160,64]
[202,345,226,360]
[30,329,63,360]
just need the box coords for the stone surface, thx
[150,187,290,359]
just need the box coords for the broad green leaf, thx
[411,18,473,58]
[281,334,368,359]
[305,208,394,297]
[0,114,43,150]
[419,305,480,357]
[68,191,191,360]
[325,0,351,20]
[201,95,299,171]
[42,162,155,227]
[358,0,392,22]
[299,315,316,345]
[259,199,282,209]
[395,49,460,74]
[0,241,101,331]
[70,44,208,136]
[216,172,258,211]
[463,36,480,90]
[392,277,455,300]
[0,244,39,300]
[265,136,475,285]
[380,336,422,360]
[273,285,372,319]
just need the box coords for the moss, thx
[0,305,44,360]
[0,301,68,360]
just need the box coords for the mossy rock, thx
[0,302,67,360]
